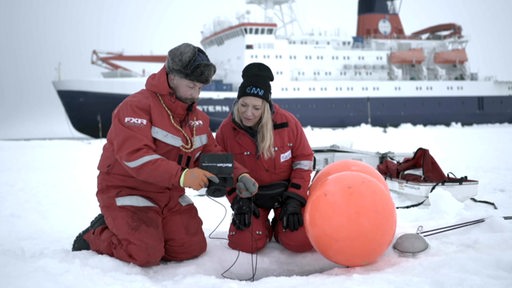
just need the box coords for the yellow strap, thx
[180,169,188,187]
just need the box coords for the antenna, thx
[245,0,302,37]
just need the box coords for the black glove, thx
[231,196,260,230]
[279,197,304,232]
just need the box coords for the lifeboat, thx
[434,48,468,64]
[389,48,426,65]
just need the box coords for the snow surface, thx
[1,123,511,287]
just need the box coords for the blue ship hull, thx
[57,90,512,138]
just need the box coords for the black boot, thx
[72,214,106,251]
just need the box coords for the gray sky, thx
[1,0,511,139]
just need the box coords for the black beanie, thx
[165,43,216,84]
[237,62,274,103]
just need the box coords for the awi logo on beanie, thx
[245,86,266,97]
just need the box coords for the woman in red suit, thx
[216,63,314,253]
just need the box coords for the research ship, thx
[53,0,512,138]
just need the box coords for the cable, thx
[206,195,259,281]
[206,195,228,241]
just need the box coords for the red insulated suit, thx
[84,66,245,267]
[215,104,314,253]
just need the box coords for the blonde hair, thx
[233,101,275,159]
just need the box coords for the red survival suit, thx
[215,104,314,253]
[84,67,246,266]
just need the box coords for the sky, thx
[1,123,511,287]
[1,0,512,139]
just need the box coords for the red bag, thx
[377,148,447,182]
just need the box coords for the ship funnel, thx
[356,0,405,39]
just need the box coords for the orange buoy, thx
[310,159,387,195]
[304,171,396,267]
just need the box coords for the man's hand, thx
[181,168,219,190]
[236,174,258,198]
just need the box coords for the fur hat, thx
[165,43,216,84]
[237,62,274,103]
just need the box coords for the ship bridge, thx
[201,22,277,49]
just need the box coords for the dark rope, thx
[470,197,498,209]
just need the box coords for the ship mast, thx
[245,0,302,37]
[387,0,401,14]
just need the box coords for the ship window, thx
[255,28,260,35]
[248,28,253,34]
[246,44,254,49]
[266,28,273,34]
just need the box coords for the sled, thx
[312,145,479,206]
[385,176,479,205]
[313,144,409,170]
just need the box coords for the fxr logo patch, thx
[189,120,204,128]
[125,117,147,126]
